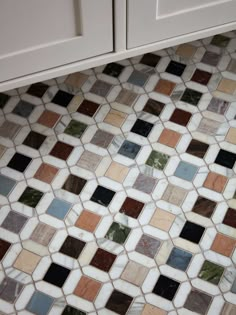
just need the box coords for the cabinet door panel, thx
[128,0,236,48]
[0,0,113,82]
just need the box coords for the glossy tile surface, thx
[0,31,236,315]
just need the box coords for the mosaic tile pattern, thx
[0,31,236,315]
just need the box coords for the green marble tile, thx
[19,187,43,207]
[211,34,230,48]
[64,120,87,138]
[198,260,224,285]
[146,151,169,170]
[181,88,202,106]
[105,222,131,244]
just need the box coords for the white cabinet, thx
[127,0,236,48]
[0,0,113,82]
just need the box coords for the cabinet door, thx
[128,0,236,48]
[0,0,112,82]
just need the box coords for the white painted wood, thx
[158,0,221,15]
[0,0,113,82]
[128,0,236,48]
[0,0,79,55]
[1,20,236,92]
[114,0,127,52]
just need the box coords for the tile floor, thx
[0,31,236,315]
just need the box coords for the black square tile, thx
[118,140,141,159]
[13,100,35,118]
[143,98,165,116]
[7,153,32,172]
[27,82,49,98]
[186,139,209,158]
[62,306,85,315]
[131,119,153,137]
[90,248,116,272]
[214,149,236,169]
[166,61,186,76]
[103,63,125,78]
[23,131,46,149]
[51,90,74,107]
[180,221,205,244]
[62,174,87,195]
[140,53,161,67]
[181,88,202,106]
[18,187,44,208]
[59,236,86,259]
[91,186,115,207]
[153,275,180,300]
[43,263,70,287]
[0,93,10,109]
[106,290,133,315]
[0,239,11,260]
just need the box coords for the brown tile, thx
[226,127,236,144]
[91,130,114,148]
[37,110,60,128]
[119,197,144,219]
[75,210,101,232]
[105,162,129,182]
[50,141,74,160]
[192,197,217,218]
[223,208,236,228]
[74,276,101,301]
[30,223,56,246]
[158,129,181,147]
[186,139,209,158]
[135,234,161,258]
[201,51,220,66]
[170,109,192,126]
[221,303,236,315]
[142,304,167,315]
[162,184,187,206]
[34,163,58,184]
[155,79,176,96]
[176,44,197,58]
[104,109,127,127]
[77,99,100,117]
[65,72,88,88]
[62,174,87,195]
[140,53,161,67]
[115,88,138,106]
[0,239,11,260]
[150,208,175,231]
[191,69,212,85]
[122,261,149,286]
[143,99,165,116]
[217,78,236,95]
[203,172,228,193]
[90,248,116,272]
[77,150,102,171]
[14,249,40,274]
[184,289,212,315]
[0,121,21,139]
[106,290,133,315]
[211,233,236,256]
[90,80,112,97]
